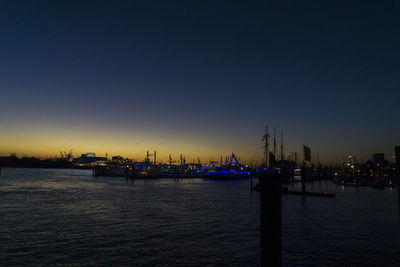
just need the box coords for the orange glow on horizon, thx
[0,121,263,164]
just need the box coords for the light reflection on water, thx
[0,168,399,266]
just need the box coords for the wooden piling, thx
[301,162,306,194]
[318,165,321,180]
[397,168,400,216]
[254,171,282,267]
[397,177,400,215]
[291,169,294,187]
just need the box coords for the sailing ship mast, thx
[262,125,270,167]
[280,131,284,162]
[273,127,277,159]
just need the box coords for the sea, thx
[1,168,399,266]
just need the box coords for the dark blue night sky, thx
[0,1,399,163]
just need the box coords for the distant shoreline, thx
[0,156,92,170]
[1,165,91,170]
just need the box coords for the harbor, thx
[79,126,400,196]
[2,142,399,193]
[1,127,399,266]
[1,1,399,266]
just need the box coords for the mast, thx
[262,125,270,167]
[273,127,277,159]
[280,131,284,161]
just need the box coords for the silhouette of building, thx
[372,153,385,164]
[395,146,400,165]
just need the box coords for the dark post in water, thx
[254,171,282,267]
[301,162,306,194]
[397,162,400,216]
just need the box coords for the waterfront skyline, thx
[1,1,399,164]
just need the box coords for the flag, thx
[303,145,311,162]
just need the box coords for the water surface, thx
[1,168,399,266]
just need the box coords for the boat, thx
[199,153,250,180]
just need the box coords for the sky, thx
[0,1,399,164]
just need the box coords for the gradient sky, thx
[0,1,399,164]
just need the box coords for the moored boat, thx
[199,153,250,180]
